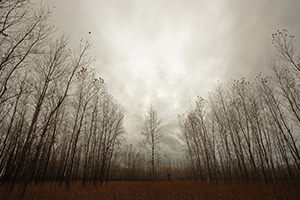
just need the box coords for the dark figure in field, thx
[167,173,175,181]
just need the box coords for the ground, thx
[0,181,299,200]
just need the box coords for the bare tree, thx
[141,105,163,181]
[0,0,53,100]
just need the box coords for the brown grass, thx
[0,181,299,200]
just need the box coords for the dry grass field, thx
[0,181,299,200]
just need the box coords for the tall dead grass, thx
[0,181,299,200]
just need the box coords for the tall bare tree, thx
[141,105,163,181]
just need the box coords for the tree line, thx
[179,29,300,184]
[0,0,124,193]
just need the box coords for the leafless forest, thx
[0,0,300,198]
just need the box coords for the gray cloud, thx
[222,0,300,81]
[44,0,300,157]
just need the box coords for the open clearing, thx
[0,181,299,200]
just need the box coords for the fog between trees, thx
[0,0,299,194]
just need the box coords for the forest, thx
[0,0,300,199]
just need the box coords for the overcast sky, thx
[43,0,300,158]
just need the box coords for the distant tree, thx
[141,105,163,181]
[111,144,146,181]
